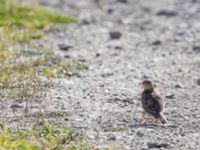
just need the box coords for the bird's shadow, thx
[129,123,177,129]
[129,123,158,129]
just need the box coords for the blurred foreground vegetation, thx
[0,0,90,149]
[0,121,92,150]
[0,0,86,101]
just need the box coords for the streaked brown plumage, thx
[141,80,167,124]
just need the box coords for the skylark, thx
[141,80,167,124]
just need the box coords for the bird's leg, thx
[155,119,159,124]
[154,117,160,125]
[142,112,148,124]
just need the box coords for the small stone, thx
[152,40,162,45]
[175,84,183,89]
[109,31,122,40]
[136,131,144,137]
[117,0,128,3]
[115,46,122,50]
[101,72,114,77]
[78,57,86,62]
[64,118,69,121]
[64,55,71,59]
[143,74,148,79]
[10,104,23,109]
[178,69,183,72]
[107,8,114,14]
[166,94,175,99]
[96,53,100,57]
[58,44,72,51]
[57,96,62,99]
[193,46,200,52]
[142,7,151,13]
[172,61,176,65]
[99,83,105,87]
[81,19,90,25]
[147,142,169,148]
[180,133,185,137]
[140,26,146,31]
[107,134,116,141]
[156,10,177,17]
[197,78,200,85]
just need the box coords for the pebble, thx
[136,131,144,137]
[78,56,86,62]
[107,8,114,14]
[58,44,72,51]
[109,31,122,40]
[115,46,122,50]
[117,0,128,3]
[197,78,200,85]
[175,84,183,89]
[101,72,114,78]
[96,53,100,57]
[166,94,175,99]
[147,142,169,148]
[81,19,90,25]
[193,46,200,52]
[107,134,116,141]
[156,10,177,17]
[64,55,71,59]
[10,103,23,109]
[152,40,162,46]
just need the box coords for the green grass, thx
[0,0,87,102]
[0,0,76,29]
[0,1,91,149]
[0,122,93,150]
[0,0,76,43]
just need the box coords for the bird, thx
[141,80,167,124]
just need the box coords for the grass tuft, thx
[0,122,92,150]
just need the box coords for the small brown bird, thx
[141,80,167,124]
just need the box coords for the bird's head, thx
[142,80,154,90]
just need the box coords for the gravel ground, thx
[2,0,200,149]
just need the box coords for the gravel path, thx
[5,0,200,149]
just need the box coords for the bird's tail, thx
[159,113,168,124]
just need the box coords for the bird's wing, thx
[142,91,163,116]
[152,91,163,111]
